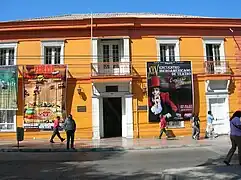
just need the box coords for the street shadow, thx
[0,151,174,180]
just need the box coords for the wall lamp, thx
[142,86,147,95]
[77,85,83,95]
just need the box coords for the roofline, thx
[0,17,241,32]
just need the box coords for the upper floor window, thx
[0,43,17,65]
[41,40,64,64]
[99,40,121,68]
[156,38,180,62]
[203,38,225,61]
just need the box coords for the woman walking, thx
[224,111,241,166]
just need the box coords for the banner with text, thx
[147,61,193,122]
[23,65,67,130]
[0,65,18,110]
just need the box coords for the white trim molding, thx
[202,38,225,61]
[156,37,180,61]
[41,40,65,64]
[0,42,18,65]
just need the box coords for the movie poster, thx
[0,65,18,110]
[23,65,67,130]
[147,61,193,122]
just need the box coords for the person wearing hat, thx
[148,75,180,122]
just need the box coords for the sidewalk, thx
[0,135,229,152]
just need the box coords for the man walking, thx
[191,113,200,140]
[205,111,215,138]
[50,116,65,143]
[63,114,76,150]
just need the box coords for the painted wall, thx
[132,36,237,138]
[0,31,239,140]
[1,39,93,139]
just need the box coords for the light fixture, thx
[142,86,147,94]
[77,85,83,95]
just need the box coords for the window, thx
[0,110,15,131]
[101,41,121,68]
[160,45,176,62]
[0,48,15,65]
[0,42,17,132]
[0,43,17,65]
[156,38,180,62]
[206,44,221,61]
[203,38,225,74]
[203,38,225,61]
[41,41,64,64]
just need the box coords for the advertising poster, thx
[147,61,193,122]
[23,65,67,130]
[0,65,18,110]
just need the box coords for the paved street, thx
[0,144,240,180]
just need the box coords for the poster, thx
[0,65,18,110]
[147,61,193,122]
[23,65,67,130]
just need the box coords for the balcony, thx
[204,61,231,75]
[91,62,132,77]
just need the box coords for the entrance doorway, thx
[103,97,122,138]
[207,95,230,134]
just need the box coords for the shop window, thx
[0,43,17,132]
[41,41,64,64]
[0,110,16,131]
[156,38,180,62]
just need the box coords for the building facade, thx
[0,13,241,140]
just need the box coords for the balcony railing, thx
[91,62,132,77]
[204,61,230,75]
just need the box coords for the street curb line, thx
[0,144,212,152]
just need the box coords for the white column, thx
[125,94,133,138]
[122,37,130,75]
[92,95,100,139]
[122,96,127,137]
[92,38,98,75]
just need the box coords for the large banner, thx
[147,61,193,122]
[23,65,67,130]
[0,65,18,110]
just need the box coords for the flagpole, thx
[90,11,93,57]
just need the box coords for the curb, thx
[0,143,212,152]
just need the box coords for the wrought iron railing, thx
[91,62,132,77]
[204,61,231,75]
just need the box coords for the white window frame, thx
[41,40,65,64]
[0,42,18,65]
[203,38,225,61]
[0,42,17,132]
[156,37,180,62]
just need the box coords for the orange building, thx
[0,13,241,140]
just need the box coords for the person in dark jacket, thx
[224,111,241,166]
[63,114,76,150]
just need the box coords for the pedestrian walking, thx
[159,114,169,139]
[63,114,76,150]
[50,116,65,143]
[191,113,200,140]
[205,111,214,138]
[224,110,241,166]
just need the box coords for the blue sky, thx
[1,0,241,21]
